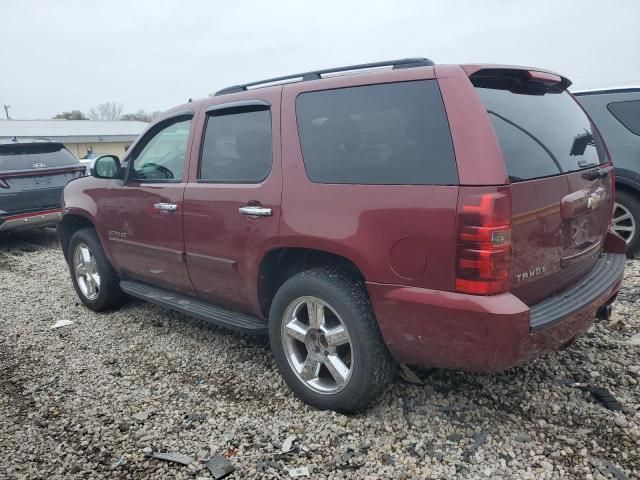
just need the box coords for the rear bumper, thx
[0,209,62,231]
[368,253,626,373]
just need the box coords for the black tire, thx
[614,190,640,259]
[269,268,396,413]
[67,228,125,311]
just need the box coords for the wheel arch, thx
[257,247,366,318]
[57,213,97,262]
[615,177,640,197]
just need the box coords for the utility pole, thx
[2,104,9,120]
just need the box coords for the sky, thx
[2,0,639,120]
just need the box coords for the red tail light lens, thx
[455,188,512,295]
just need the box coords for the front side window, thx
[132,118,192,181]
[295,80,458,185]
[607,100,640,136]
[199,108,272,183]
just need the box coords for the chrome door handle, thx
[154,202,178,212]
[239,205,272,217]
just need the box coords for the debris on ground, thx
[281,434,297,453]
[205,455,235,479]
[288,466,310,477]
[398,364,423,384]
[151,451,194,465]
[606,313,626,331]
[223,446,238,458]
[569,383,624,411]
[50,320,73,329]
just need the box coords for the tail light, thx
[455,187,512,295]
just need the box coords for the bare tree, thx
[88,102,124,120]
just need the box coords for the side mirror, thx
[91,155,121,179]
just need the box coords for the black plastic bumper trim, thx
[529,253,626,332]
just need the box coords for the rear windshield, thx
[0,143,79,171]
[295,80,458,185]
[474,78,606,182]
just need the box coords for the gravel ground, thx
[0,228,639,480]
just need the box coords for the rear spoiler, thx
[462,65,572,90]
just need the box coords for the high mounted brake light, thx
[526,70,562,86]
[455,188,512,295]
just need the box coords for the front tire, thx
[67,228,125,311]
[269,268,396,412]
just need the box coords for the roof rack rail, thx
[215,57,435,96]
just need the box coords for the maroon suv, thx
[58,58,626,412]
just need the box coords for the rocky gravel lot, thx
[0,228,639,480]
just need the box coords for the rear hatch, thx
[0,142,85,216]
[472,70,614,305]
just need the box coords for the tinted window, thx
[474,81,605,182]
[607,100,640,136]
[0,143,78,171]
[132,119,191,181]
[295,80,457,185]
[199,108,272,183]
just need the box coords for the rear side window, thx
[295,80,458,185]
[474,77,605,182]
[199,108,272,183]
[607,100,640,136]
[0,143,78,171]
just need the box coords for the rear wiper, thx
[570,129,594,156]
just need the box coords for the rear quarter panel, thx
[280,67,459,290]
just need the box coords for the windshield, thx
[474,79,606,182]
[0,143,79,171]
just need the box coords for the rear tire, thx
[614,190,640,258]
[269,268,396,413]
[67,228,125,311]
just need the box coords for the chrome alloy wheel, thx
[612,202,636,245]
[281,296,353,394]
[73,242,101,300]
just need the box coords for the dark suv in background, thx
[0,139,85,232]
[58,59,626,412]
[574,87,640,257]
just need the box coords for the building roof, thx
[572,85,640,96]
[0,120,148,143]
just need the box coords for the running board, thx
[120,280,268,334]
